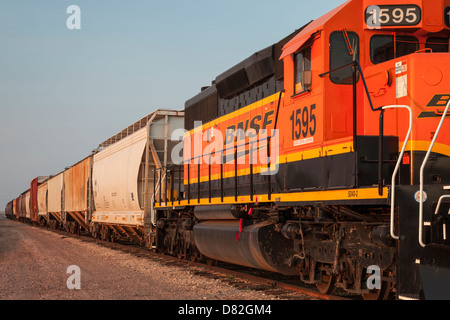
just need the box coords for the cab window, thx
[294,47,311,94]
[370,35,419,64]
[426,37,449,52]
[329,31,359,85]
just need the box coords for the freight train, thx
[6,0,450,300]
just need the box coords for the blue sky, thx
[0,0,345,208]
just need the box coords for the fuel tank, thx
[193,220,297,275]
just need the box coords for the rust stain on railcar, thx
[64,157,90,213]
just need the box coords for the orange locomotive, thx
[160,0,450,299]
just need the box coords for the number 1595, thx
[365,5,421,28]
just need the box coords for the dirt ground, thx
[0,216,296,300]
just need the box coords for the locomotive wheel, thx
[316,273,337,295]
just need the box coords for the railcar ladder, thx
[151,170,166,226]
[418,100,450,247]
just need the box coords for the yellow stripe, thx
[404,140,450,157]
[185,92,283,136]
[156,187,389,208]
[282,141,353,163]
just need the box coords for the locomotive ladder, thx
[418,99,450,247]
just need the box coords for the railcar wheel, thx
[316,273,337,295]
[92,224,100,239]
[100,226,111,241]
[206,259,217,266]
[189,251,201,262]
[69,222,75,234]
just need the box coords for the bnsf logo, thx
[418,95,450,118]
[224,110,275,144]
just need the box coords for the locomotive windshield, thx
[370,35,419,64]
[329,31,359,84]
[370,35,450,64]
[425,37,449,53]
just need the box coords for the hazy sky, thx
[0,0,345,209]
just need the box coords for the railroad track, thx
[39,224,354,301]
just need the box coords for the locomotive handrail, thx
[180,128,277,205]
[419,99,450,247]
[382,105,413,240]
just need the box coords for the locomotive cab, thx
[279,0,399,193]
[272,0,450,299]
[280,0,450,190]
